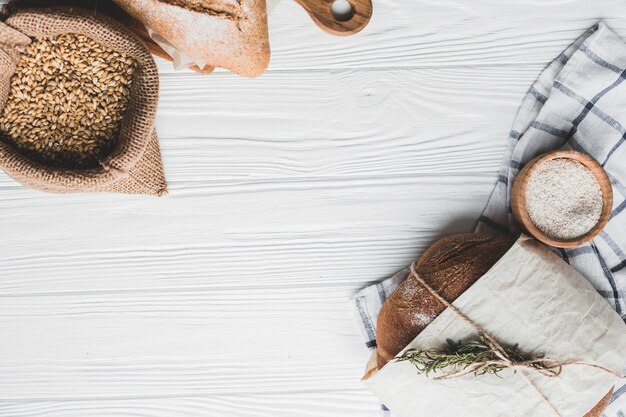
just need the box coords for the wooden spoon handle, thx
[293,0,372,36]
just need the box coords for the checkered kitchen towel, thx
[352,21,626,416]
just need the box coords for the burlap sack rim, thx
[0,7,160,193]
[101,128,168,196]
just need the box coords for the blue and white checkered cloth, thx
[352,21,626,416]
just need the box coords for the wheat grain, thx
[0,33,137,169]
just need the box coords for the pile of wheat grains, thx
[0,33,137,168]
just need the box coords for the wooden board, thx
[1,1,626,417]
[294,0,372,35]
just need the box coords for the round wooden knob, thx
[293,0,373,36]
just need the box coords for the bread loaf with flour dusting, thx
[113,0,270,77]
[375,233,515,368]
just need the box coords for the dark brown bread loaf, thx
[375,233,516,368]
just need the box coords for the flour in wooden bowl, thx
[525,158,603,240]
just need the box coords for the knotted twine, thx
[408,262,625,417]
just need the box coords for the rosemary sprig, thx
[396,335,527,377]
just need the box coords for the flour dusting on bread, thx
[114,0,270,77]
[411,311,435,327]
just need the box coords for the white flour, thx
[525,158,603,240]
[411,311,435,327]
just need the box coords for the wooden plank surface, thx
[0,0,623,416]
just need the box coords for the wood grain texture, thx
[239,0,626,72]
[0,393,380,417]
[0,0,623,416]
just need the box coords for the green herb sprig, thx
[396,335,528,378]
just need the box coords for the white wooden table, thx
[2,1,626,416]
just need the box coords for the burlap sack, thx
[0,8,167,196]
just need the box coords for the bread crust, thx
[583,388,613,417]
[113,0,270,77]
[375,233,515,368]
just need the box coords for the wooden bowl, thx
[510,150,613,248]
